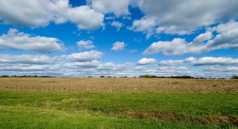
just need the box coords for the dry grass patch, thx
[116,110,238,126]
[0,77,238,93]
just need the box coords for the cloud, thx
[130,0,238,36]
[75,60,100,68]
[0,64,50,72]
[127,49,137,53]
[137,58,157,65]
[135,65,147,70]
[0,29,64,53]
[67,50,103,62]
[96,62,135,77]
[191,57,238,66]
[158,57,196,66]
[206,20,238,49]
[159,60,185,66]
[192,31,213,44]
[111,42,127,51]
[143,38,202,55]
[0,54,59,64]
[0,54,238,78]
[62,5,104,30]
[111,21,123,31]
[97,62,116,70]
[143,20,238,55]
[117,63,134,70]
[1,0,237,35]
[198,66,238,78]
[210,20,238,33]
[227,67,238,71]
[77,40,95,50]
[0,0,104,30]
[135,66,197,77]
[89,0,130,17]
[0,0,54,27]
[159,56,238,66]
[128,17,157,39]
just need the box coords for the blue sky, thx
[0,0,238,78]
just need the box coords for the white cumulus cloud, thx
[130,0,238,36]
[128,17,157,39]
[192,31,213,44]
[0,54,59,64]
[159,57,196,66]
[0,0,104,30]
[67,50,103,62]
[89,0,130,17]
[77,40,95,50]
[75,60,100,68]
[111,21,123,31]
[143,20,238,55]
[0,29,64,53]
[158,57,238,66]
[137,58,157,65]
[143,38,203,55]
[111,42,127,51]
[159,60,185,66]
[62,5,104,30]
[191,57,238,66]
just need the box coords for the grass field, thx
[0,78,238,128]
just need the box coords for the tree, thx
[231,75,238,79]
[139,75,157,78]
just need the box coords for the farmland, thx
[0,78,238,128]
[0,77,238,93]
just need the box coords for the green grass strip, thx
[0,91,237,128]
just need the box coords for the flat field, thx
[0,78,238,128]
[0,77,238,93]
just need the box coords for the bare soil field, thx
[0,77,237,93]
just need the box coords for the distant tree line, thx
[139,75,194,78]
[139,75,238,79]
[0,75,54,78]
[99,75,128,78]
[1,74,238,79]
